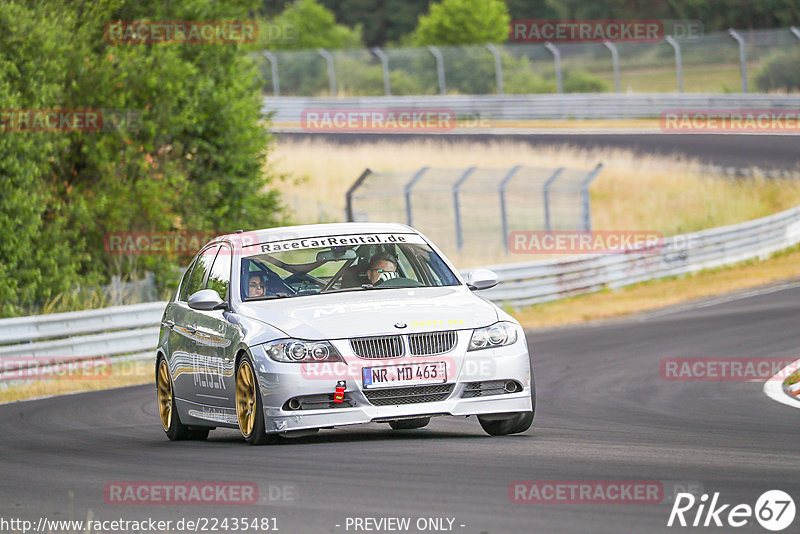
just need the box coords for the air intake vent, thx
[364,384,455,405]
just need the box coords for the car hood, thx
[236,286,499,340]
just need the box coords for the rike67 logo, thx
[668,490,795,531]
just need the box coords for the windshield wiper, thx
[321,284,419,294]
[321,284,384,294]
[246,292,295,301]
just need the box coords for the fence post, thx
[486,44,504,95]
[371,47,391,96]
[728,29,748,93]
[543,167,564,232]
[345,169,372,222]
[544,42,563,94]
[665,36,683,93]
[580,164,604,232]
[427,45,447,95]
[453,167,477,251]
[317,48,337,96]
[792,26,800,41]
[262,51,280,97]
[404,167,430,226]
[603,41,621,93]
[499,165,522,252]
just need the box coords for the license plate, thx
[362,362,447,389]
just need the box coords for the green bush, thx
[563,70,611,93]
[755,49,800,93]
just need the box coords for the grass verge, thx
[0,358,154,404]
[269,137,800,267]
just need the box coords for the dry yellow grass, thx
[268,137,800,267]
[0,358,153,404]
[512,245,800,328]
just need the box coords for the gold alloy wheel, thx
[236,360,257,437]
[157,360,172,431]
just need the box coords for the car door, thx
[171,245,219,403]
[163,255,198,401]
[192,243,238,409]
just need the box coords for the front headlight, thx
[468,322,519,351]
[264,339,343,363]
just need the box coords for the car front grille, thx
[350,335,404,359]
[364,384,455,406]
[408,330,457,355]
[350,331,459,358]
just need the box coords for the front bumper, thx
[251,334,533,434]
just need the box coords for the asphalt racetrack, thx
[277,131,800,172]
[2,284,799,533]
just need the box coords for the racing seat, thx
[340,264,368,288]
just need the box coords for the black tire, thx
[236,355,280,445]
[389,417,431,430]
[477,384,535,436]
[157,357,209,441]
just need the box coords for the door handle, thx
[162,319,175,329]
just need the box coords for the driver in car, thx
[366,254,399,285]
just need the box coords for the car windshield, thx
[240,232,460,300]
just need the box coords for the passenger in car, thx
[247,273,266,298]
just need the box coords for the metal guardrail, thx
[264,94,800,122]
[0,302,166,382]
[481,205,800,307]
[0,302,166,345]
[2,204,800,381]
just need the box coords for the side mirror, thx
[188,289,228,311]
[465,269,499,291]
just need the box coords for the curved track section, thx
[2,286,800,533]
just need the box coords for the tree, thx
[412,0,510,46]
[0,0,284,316]
[318,0,430,47]
[265,0,363,49]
